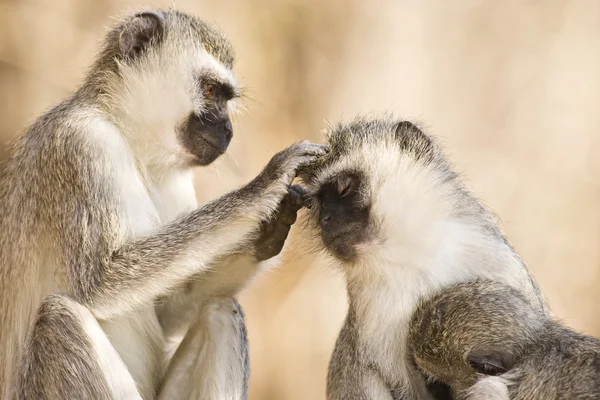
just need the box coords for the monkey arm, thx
[73,187,269,319]
[51,139,326,320]
[157,185,305,338]
[327,319,394,400]
[328,356,393,400]
[328,324,433,400]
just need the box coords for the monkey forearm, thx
[65,141,325,319]
[79,188,274,319]
[158,185,304,337]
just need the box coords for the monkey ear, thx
[394,121,429,143]
[394,121,421,134]
[468,352,510,376]
[119,11,165,61]
[394,121,435,159]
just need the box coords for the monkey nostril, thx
[223,120,233,140]
[321,214,331,228]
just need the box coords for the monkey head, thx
[94,9,240,168]
[300,116,458,267]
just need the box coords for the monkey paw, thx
[253,185,308,261]
[256,141,328,194]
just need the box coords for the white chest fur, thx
[351,263,471,387]
[100,169,197,397]
[348,220,535,389]
[90,118,199,396]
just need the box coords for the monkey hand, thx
[253,185,308,261]
[253,141,328,197]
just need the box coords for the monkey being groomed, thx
[409,280,600,400]
[298,116,550,400]
[0,8,327,400]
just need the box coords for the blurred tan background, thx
[1,0,599,398]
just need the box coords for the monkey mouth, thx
[322,231,360,261]
[198,135,228,154]
[183,134,229,166]
[324,230,351,243]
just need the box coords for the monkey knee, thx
[15,294,114,400]
[36,293,85,317]
[230,298,245,319]
[26,293,95,357]
[206,297,246,325]
[205,298,248,362]
[31,294,89,337]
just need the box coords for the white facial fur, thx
[106,38,238,171]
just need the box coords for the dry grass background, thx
[1,0,599,398]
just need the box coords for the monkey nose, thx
[321,214,331,229]
[223,120,233,140]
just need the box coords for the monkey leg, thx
[158,297,249,400]
[11,294,141,400]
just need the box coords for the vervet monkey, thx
[298,116,548,399]
[409,280,600,400]
[0,9,326,399]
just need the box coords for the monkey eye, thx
[205,84,215,97]
[337,175,357,198]
[468,354,508,376]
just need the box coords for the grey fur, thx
[84,9,234,96]
[12,294,113,400]
[299,116,548,399]
[0,8,325,399]
[409,280,600,400]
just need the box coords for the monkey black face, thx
[315,171,371,262]
[178,79,237,166]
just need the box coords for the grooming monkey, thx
[0,9,326,399]
[409,280,600,400]
[298,116,549,399]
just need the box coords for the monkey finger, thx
[303,198,314,209]
[274,221,291,239]
[276,187,302,212]
[278,192,302,224]
[275,193,295,220]
[288,185,306,208]
[293,141,329,157]
[291,184,314,209]
[261,220,275,234]
[292,143,329,174]
[290,184,309,202]
[308,144,329,155]
[296,158,325,181]
[279,209,298,225]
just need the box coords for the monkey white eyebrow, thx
[221,82,241,99]
[313,162,357,189]
[198,73,240,100]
